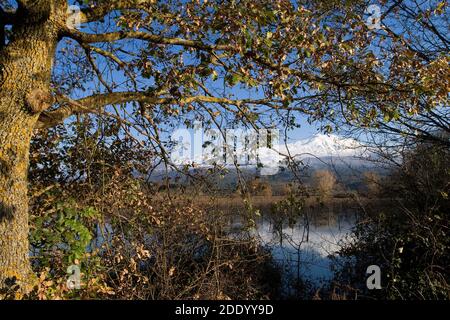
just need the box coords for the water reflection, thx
[256,211,356,296]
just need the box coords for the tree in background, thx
[312,170,336,199]
[363,171,381,197]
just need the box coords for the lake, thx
[254,209,357,296]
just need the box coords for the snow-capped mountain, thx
[148,133,379,183]
[170,133,367,167]
[278,133,365,159]
[254,134,367,174]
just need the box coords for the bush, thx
[27,174,281,300]
[334,142,450,299]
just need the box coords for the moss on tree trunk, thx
[0,2,60,296]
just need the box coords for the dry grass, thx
[166,193,379,226]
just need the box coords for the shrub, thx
[334,142,450,299]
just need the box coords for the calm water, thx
[89,206,357,297]
[255,211,356,295]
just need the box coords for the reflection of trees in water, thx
[261,200,356,297]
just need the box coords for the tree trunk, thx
[0,3,61,297]
[0,111,37,297]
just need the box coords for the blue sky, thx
[49,1,331,145]
[4,0,414,144]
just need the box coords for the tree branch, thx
[0,7,17,25]
[66,29,234,52]
[35,92,280,129]
[79,0,150,24]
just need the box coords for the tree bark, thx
[0,2,61,297]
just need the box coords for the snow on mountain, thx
[170,133,366,167]
[251,133,367,172]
